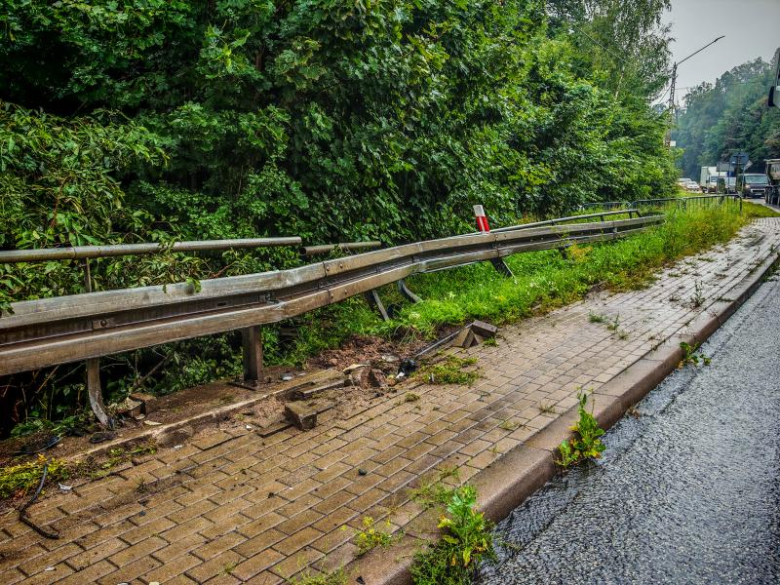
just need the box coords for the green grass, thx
[377,203,774,337]
[276,203,774,360]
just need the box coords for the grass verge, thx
[284,202,775,350]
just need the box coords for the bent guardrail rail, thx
[0,214,663,426]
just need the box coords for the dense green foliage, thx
[674,58,780,179]
[0,0,678,433]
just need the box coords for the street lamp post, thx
[668,35,725,116]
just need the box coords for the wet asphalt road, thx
[478,275,780,585]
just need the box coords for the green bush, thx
[0,0,681,433]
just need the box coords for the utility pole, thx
[667,35,725,127]
[666,35,726,137]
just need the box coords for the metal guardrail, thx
[302,241,382,256]
[0,214,663,426]
[574,194,742,214]
[491,209,641,233]
[632,194,737,206]
[579,201,631,211]
[0,238,303,264]
[632,194,743,213]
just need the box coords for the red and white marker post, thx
[473,204,514,277]
[474,204,491,233]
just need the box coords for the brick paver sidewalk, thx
[2,218,779,584]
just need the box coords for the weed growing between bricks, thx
[414,356,481,386]
[557,390,606,468]
[410,467,461,510]
[679,342,712,367]
[287,567,350,585]
[354,516,399,556]
[410,485,496,585]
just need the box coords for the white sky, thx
[663,0,780,104]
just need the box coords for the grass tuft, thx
[415,356,480,386]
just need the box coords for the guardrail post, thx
[82,260,114,428]
[397,280,423,303]
[365,290,390,321]
[239,326,264,389]
[87,358,113,428]
[489,258,514,277]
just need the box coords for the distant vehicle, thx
[700,166,725,192]
[769,48,780,110]
[705,176,721,193]
[739,173,770,199]
[766,159,780,205]
[725,177,737,194]
[677,178,701,193]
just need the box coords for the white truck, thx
[700,166,725,193]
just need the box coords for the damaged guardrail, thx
[0,214,663,426]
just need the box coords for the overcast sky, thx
[663,0,780,104]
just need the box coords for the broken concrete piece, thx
[350,366,371,388]
[295,378,347,399]
[285,402,318,431]
[452,327,471,348]
[471,320,498,338]
[115,397,144,418]
[130,392,159,414]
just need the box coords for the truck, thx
[700,166,725,193]
[739,173,771,199]
[768,48,780,110]
[765,159,780,206]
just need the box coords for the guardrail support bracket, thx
[364,290,390,321]
[234,326,265,390]
[87,358,114,428]
[398,280,422,303]
[490,258,514,277]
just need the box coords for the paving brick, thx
[66,537,124,571]
[186,550,243,583]
[120,516,175,544]
[238,511,286,538]
[191,532,245,562]
[143,552,201,583]
[231,547,285,581]
[271,527,323,556]
[232,528,286,558]
[276,509,325,536]
[108,535,167,568]
[269,547,325,581]
[160,516,214,544]
[98,555,161,584]
[57,560,116,585]
[152,532,207,564]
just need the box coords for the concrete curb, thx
[352,247,780,585]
